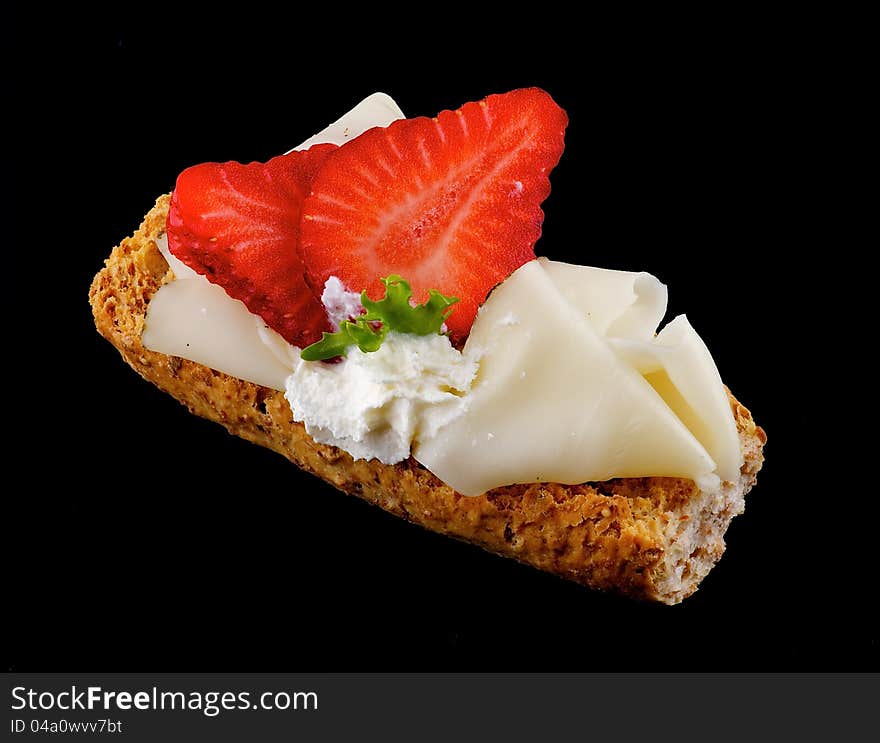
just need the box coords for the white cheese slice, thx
[292,93,405,151]
[142,242,297,390]
[609,315,741,483]
[156,233,199,281]
[538,258,667,341]
[413,260,718,496]
[141,93,406,389]
[540,257,741,482]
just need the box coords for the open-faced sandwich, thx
[90,89,765,603]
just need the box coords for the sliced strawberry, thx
[167,143,336,347]
[299,88,568,339]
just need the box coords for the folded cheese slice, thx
[541,258,741,482]
[414,259,739,495]
[609,316,741,483]
[539,259,668,341]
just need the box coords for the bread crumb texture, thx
[90,196,766,603]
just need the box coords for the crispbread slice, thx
[90,195,766,603]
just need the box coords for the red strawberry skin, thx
[299,88,568,339]
[166,144,336,347]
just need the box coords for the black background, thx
[9,8,871,670]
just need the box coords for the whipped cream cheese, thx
[320,277,364,331]
[285,332,477,464]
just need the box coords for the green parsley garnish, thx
[300,275,458,361]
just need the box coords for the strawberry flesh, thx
[299,88,568,339]
[166,144,336,347]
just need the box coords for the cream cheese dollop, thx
[320,276,364,331]
[285,332,477,464]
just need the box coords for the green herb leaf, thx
[299,318,386,361]
[300,275,458,361]
[362,275,458,335]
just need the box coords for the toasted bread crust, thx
[90,196,766,603]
